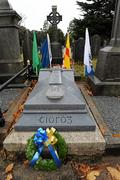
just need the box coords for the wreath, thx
[25,127,68,171]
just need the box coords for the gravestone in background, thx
[47,6,63,65]
[0,0,24,83]
[89,0,120,96]
[15,68,96,131]
[91,35,101,58]
[23,30,33,66]
[73,38,85,63]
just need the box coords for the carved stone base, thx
[95,46,120,82]
[88,76,120,96]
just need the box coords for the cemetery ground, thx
[0,66,120,180]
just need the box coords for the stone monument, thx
[47,6,63,65]
[23,29,32,66]
[0,0,23,83]
[15,68,96,131]
[73,37,85,63]
[91,35,101,58]
[89,0,120,96]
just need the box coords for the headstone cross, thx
[47,6,62,28]
[46,6,63,64]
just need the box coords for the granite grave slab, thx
[15,68,96,131]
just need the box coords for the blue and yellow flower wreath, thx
[26,127,68,171]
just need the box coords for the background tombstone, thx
[0,0,24,83]
[47,6,63,65]
[23,29,33,66]
[89,0,120,96]
[73,37,85,63]
[91,34,101,58]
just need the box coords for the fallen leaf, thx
[116,164,120,172]
[107,167,120,180]
[6,174,13,180]
[0,149,7,159]
[23,160,29,167]
[5,163,14,174]
[71,162,86,178]
[86,89,93,96]
[79,163,91,174]
[37,177,42,180]
[97,170,112,180]
[86,170,100,180]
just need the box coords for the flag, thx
[32,31,41,75]
[41,34,52,68]
[63,32,71,69]
[47,33,52,67]
[84,28,94,76]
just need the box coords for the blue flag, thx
[84,28,94,76]
[41,34,52,68]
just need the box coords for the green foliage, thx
[74,58,97,79]
[25,131,68,171]
[69,0,115,41]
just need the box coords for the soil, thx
[0,148,120,180]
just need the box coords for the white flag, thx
[47,33,52,67]
[84,28,94,76]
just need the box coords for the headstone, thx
[103,40,107,47]
[0,0,24,83]
[91,35,101,58]
[47,6,63,65]
[23,30,32,66]
[15,68,96,131]
[73,38,85,63]
[89,0,120,96]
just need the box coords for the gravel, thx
[0,89,22,112]
[92,96,120,134]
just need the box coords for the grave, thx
[91,34,101,58]
[23,29,33,66]
[4,68,105,155]
[0,0,24,83]
[15,68,96,131]
[89,0,120,96]
[73,38,85,63]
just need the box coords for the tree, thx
[69,0,115,41]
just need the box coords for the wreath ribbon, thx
[30,127,62,168]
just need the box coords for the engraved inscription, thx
[39,115,72,124]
